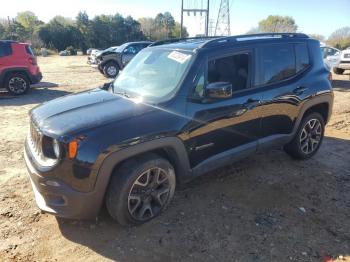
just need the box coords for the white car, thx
[333,47,350,75]
[320,45,341,69]
[87,49,102,65]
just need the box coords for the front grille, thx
[340,60,350,64]
[344,54,350,58]
[29,121,43,156]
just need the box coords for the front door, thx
[185,49,263,167]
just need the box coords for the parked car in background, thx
[0,40,42,95]
[88,47,117,66]
[96,41,152,78]
[24,34,333,225]
[87,48,100,56]
[320,45,341,69]
[332,47,350,75]
[59,50,69,56]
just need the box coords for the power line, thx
[214,0,231,36]
[180,0,210,37]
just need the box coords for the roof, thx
[126,41,153,45]
[0,40,18,44]
[150,33,311,51]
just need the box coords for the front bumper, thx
[24,143,103,219]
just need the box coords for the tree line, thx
[0,12,349,53]
[0,11,188,53]
[248,15,350,50]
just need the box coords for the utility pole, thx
[208,19,215,36]
[180,0,210,37]
[215,0,231,36]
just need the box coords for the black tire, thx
[5,73,30,95]
[103,62,119,78]
[106,153,176,226]
[333,67,344,75]
[284,112,325,160]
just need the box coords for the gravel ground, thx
[0,56,349,262]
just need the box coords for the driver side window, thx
[194,71,205,98]
[124,45,137,55]
[193,53,250,98]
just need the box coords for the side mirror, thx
[205,82,232,100]
[101,81,113,91]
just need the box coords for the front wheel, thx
[284,112,325,160]
[103,62,119,78]
[5,73,30,95]
[106,154,176,226]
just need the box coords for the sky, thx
[1,0,349,38]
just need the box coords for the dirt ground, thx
[0,56,349,262]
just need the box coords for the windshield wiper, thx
[114,90,131,98]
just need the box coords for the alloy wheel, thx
[128,167,171,221]
[299,118,322,154]
[106,66,117,77]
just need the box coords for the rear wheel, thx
[284,112,325,160]
[5,73,30,95]
[106,154,176,225]
[333,67,344,75]
[103,62,119,78]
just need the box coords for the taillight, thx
[28,57,37,65]
[328,72,332,81]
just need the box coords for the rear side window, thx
[257,44,296,85]
[295,43,310,72]
[25,45,35,56]
[0,42,12,57]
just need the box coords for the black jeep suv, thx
[96,41,152,78]
[24,33,333,225]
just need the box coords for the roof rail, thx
[201,33,309,48]
[149,36,223,47]
[0,40,18,43]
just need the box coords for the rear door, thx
[257,42,311,142]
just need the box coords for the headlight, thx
[28,134,61,168]
[52,139,60,158]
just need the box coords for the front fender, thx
[89,137,192,215]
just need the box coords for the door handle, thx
[244,98,261,109]
[293,86,308,95]
[228,98,261,117]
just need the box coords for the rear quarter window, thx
[25,45,35,56]
[0,42,13,57]
[295,43,310,72]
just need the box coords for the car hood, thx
[97,51,120,59]
[30,88,155,137]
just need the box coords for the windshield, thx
[104,46,118,52]
[113,48,193,103]
[115,43,128,52]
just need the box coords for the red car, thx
[0,40,42,95]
